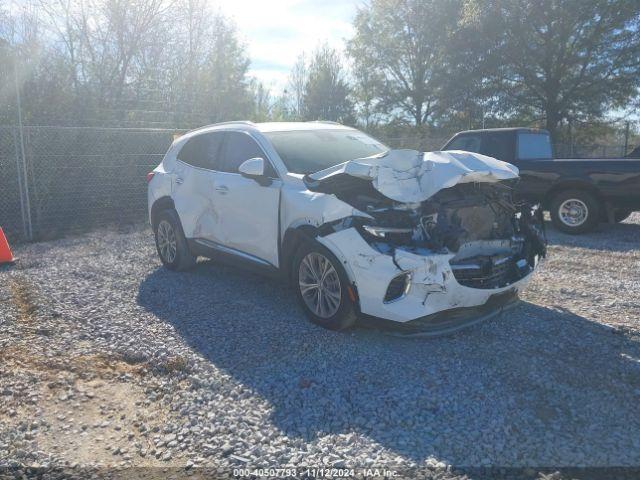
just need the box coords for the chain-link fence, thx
[380,136,451,151]
[0,127,27,244]
[0,125,635,245]
[553,143,631,158]
[0,126,182,244]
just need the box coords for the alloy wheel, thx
[559,198,589,227]
[298,252,342,318]
[157,219,177,263]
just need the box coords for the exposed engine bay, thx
[306,150,546,293]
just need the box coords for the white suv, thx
[147,121,546,334]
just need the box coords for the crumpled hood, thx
[305,149,520,203]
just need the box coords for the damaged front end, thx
[304,149,546,330]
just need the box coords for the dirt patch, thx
[36,379,172,467]
[0,344,182,468]
[8,277,39,322]
[0,347,146,380]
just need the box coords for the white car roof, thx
[187,121,354,136]
[255,121,353,133]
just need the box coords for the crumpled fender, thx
[280,185,372,233]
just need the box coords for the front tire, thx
[550,190,600,234]
[154,210,197,271]
[292,240,358,331]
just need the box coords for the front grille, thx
[384,273,410,303]
[450,255,516,289]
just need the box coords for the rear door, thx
[172,132,225,241]
[480,131,515,163]
[212,131,281,266]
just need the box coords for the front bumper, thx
[367,289,520,337]
[317,228,535,323]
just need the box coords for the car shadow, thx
[137,260,640,466]
[544,217,640,252]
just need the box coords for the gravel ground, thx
[1,215,639,479]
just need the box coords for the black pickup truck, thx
[442,128,640,234]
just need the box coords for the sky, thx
[215,0,362,93]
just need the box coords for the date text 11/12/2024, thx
[233,467,399,478]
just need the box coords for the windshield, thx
[264,129,388,174]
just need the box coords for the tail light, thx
[146,172,155,183]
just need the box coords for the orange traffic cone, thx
[0,227,15,264]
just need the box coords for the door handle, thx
[175,177,184,185]
[215,185,229,194]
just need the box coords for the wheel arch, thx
[150,196,176,229]
[281,225,319,282]
[544,180,603,208]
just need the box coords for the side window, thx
[446,134,481,153]
[177,132,224,169]
[220,132,277,177]
[481,132,514,161]
[517,133,553,160]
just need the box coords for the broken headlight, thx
[362,225,413,238]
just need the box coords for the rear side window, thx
[481,132,514,161]
[445,134,481,153]
[177,132,224,169]
[220,132,277,177]
[517,133,553,160]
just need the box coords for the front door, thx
[212,131,281,267]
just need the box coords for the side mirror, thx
[238,157,271,185]
[238,157,264,177]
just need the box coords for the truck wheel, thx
[550,190,600,234]
[154,210,197,271]
[292,240,358,331]
[614,209,633,223]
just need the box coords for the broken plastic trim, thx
[383,272,412,303]
[313,183,545,298]
[362,225,413,238]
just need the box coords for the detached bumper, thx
[317,228,535,323]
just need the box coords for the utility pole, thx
[568,119,573,157]
[14,58,33,241]
[624,121,630,156]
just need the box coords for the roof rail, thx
[307,120,342,125]
[188,120,256,134]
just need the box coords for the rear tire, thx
[292,240,358,331]
[550,190,600,234]
[154,210,197,271]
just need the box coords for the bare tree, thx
[3,0,253,127]
[288,53,307,119]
